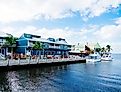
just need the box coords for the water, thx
[0,54,121,92]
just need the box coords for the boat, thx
[86,53,101,63]
[101,53,112,61]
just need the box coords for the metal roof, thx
[94,43,101,49]
[24,37,70,45]
[18,33,71,45]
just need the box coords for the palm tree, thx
[32,41,43,59]
[101,47,106,56]
[106,45,112,52]
[101,47,106,53]
[4,34,18,59]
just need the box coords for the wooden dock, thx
[0,58,86,71]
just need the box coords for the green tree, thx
[33,41,43,50]
[32,41,43,59]
[95,48,101,53]
[4,34,18,55]
[101,47,106,53]
[106,45,112,52]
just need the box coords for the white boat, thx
[86,53,101,63]
[101,53,112,61]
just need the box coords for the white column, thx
[4,48,5,55]
[25,48,26,55]
[54,44,55,48]
[6,48,8,55]
[28,41,29,47]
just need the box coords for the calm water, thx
[0,54,121,92]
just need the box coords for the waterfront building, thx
[94,43,101,52]
[0,32,8,56]
[16,33,71,58]
[69,43,88,57]
[85,42,102,54]
[69,43,85,53]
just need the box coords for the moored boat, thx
[101,53,112,61]
[86,53,101,63]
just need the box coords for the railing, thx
[0,57,85,67]
[49,46,60,49]
[49,46,71,50]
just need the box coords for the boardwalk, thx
[0,57,86,69]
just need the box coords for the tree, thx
[32,41,43,59]
[95,48,101,53]
[101,47,106,53]
[106,45,112,52]
[32,41,43,50]
[4,34,18,58]
[100,47,106,56]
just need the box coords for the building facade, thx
[0,33,8,56]
[16,33,71,58]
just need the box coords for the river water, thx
[0,54,121,92]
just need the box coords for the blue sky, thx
[0,0,121,53]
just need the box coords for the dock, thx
[0,58,86,71]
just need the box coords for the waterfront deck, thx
[0,57,86,70]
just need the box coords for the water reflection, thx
[0,65,68,92]
[0,54,121,92]
[0,72,12,91]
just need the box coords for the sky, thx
[0,0,121,53]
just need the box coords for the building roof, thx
[94,43,101,49]
[86,42,101,49]
[18,33,70,45]
[28,37,69,45]
[55,40,68,45]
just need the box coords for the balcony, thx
[49,46,60,49]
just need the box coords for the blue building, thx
[16,33,71,57]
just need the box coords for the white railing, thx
[0,57,85,67]
[49,46,60,49]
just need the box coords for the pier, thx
[0,57,86,71]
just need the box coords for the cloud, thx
[92,17,121,53]
[1,17,121,41]
[1,22,121,53]
[94,18,121,42]
[0,25,89,44]
[115,17,121,24]
[84,0,121,18]
[0,26,15,34]
[0,0,121,23]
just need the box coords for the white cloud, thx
[115,17,121,24]
[86,0,121,18]
[0,26,15,34]
[1,22,121,53]
[94,20,121,42]
[92,18,121,53]
[0,25,89,45]
[0,0,121,23]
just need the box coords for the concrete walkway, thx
[0,57,86,67]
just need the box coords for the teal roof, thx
[18,33,71,46]
[94,43,101,49]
